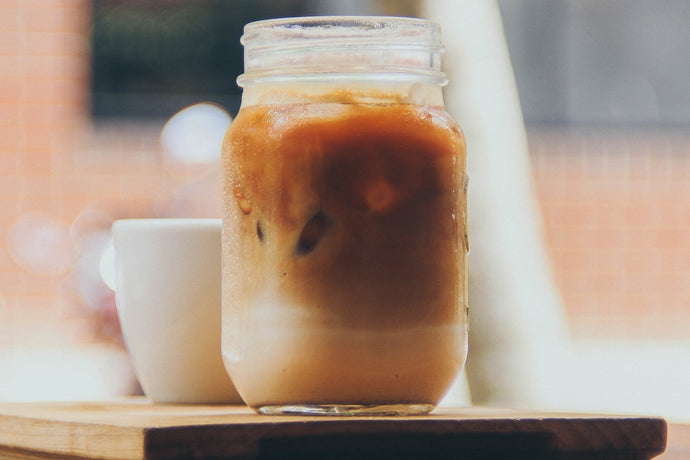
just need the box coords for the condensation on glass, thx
[221,16,468,416]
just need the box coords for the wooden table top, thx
[0,399,667,459]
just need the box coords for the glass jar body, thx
[221,17,468,416]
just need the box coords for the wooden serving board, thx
[0,399,667,459]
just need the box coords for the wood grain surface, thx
[0,399,667,459]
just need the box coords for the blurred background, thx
[0,0,688,429]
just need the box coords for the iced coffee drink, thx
[221,17,468,416]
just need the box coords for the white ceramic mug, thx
[112,218,242,404]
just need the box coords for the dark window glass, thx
[91,0,309,119]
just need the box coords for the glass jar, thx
[221,16,468,416]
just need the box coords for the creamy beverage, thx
[222,16,468,415]
[222,100,468,413]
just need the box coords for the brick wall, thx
[0,1,220,348]
[1,1,688,348]
[531,128,690,340]
[1,0,90,344]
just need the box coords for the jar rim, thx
[238,16,447,87]
[242,16,442,44]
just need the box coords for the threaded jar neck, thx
[238,16,447,87]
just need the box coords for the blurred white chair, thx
[424,0,572,409]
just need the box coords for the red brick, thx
[556,271,592,299]
[54,196,99,223]
[17,4,83,34]
[656,204,690,227]
[668,154,690,176]
[592,272,629,298]
[620,274,652,300]
[19,31,87,57]
[0,127,55,154]
[564,203,599,227]
[623,249,664,274]
[554,249,599,273]
[0,174,52,199]
[15,152,53,175]
[18,78,85,105]
[0,106,20,126]
[595,204,627,227]
[595,249,629,273]
[0,7,19,32]
[0,246,14,271]
[542,226,567,253]
[622,203,662,227]
[0,32,22,55]
[529,128,690,339]
[655,180,690,204]
[0,270,60,296]
[584,226,629,251]
[658,227,690,249]
[13,103,82,131]
[17,55,85,80]
[626,272,689,298]
[12,197,67,216]
[629,227,690,252]
[0,129,23,158]
[550,226,585,251]
[0,200,18,226]
[58,174,121,200]
[533,177,567,203]
[19,0,85,10]
[54,198,96,222]
[659,272,690,297]
[658,297,690,316]
[659,251,690,272]
[0,81,22,105]
[598,177,635,203]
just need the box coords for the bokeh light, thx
[160,102,232,173]
[100,240,116,292]
[71,230,113,311]
[7,213,75,276]
[70,208,114,249]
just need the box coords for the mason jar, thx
[221,16,468,416]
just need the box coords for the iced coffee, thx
[221,17,468,416]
